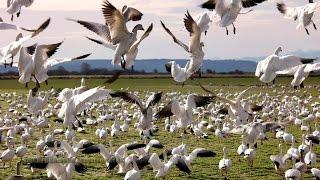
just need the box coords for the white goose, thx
[27,89,49,116]
[155,94,214,132]
[58,86,111,127]
[277,0,320,35]
[0,18,50,67]
[6,0,35,21]
[256,47,316,84]
[165,61,192,83]
[276,60,320,89]
[200,0,267,35]
[219,147,232,179]
[14,41,91,87]
[161,11,205,82]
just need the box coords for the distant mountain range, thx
[0,59,258,73]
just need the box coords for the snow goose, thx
[285,159,301,180]
[161,11,205,82]
[155,94,214,133]
[256,47,316,84]
[124,156,140,180]
[237,134,248,156]
[311,168,320,179]
[58,86,111,127]
[195,12,213,35]
[14,41,91,87]
[219,147,232,179]
[6,0,35,21]
[298,134,310,155]
[277,0,320,35]
[200,0,267,35]
[0,18,50,67]
[201,85,258,124]
[111,91,162,137]
[27,89,49,116]
[304,141,316,165]
[276,61,320,89]
[0,137,15,167]
[165,61,192,83]
[270,144,286,174]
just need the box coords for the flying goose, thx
[200,0,267,35]
[14,41,91,87]
[277,0,320,35]
[0,18,50,68]
[110,91,162,136]
[255,47,316,84]
[276,60,320,89]
[58,87,111,127]
[161,11,205,82]
[67,0,144,66]
[201,85,259,124]
[165,61,192,83]
[7,0,35,21]
[155,94,214,132]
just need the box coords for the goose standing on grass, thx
[67,0,144,67]
[6,0,35,21]
[276,61,320,89]
[255,47,317,84]
[161,11,205,83]
[0,18,50,68]
[155,94,214,134]
[219,147,232,179]
[277,0,320,35]
[311,168,320,179]
[270,144,286,175]
[285,158,301,180]
[0,137,15,167]
[111,91,162,137]
[237,135,248,156]
[14,41,91,87]
[200,0,267,35]
[304,141,316,165]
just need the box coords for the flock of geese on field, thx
[0,0,320,88]
[0,78,320,180]
[0,0,320,180]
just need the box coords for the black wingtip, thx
[73,53,91,60]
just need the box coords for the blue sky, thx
[0,0,319,60]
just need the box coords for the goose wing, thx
[67,18,113,44]
[145,91,162,109]
[241,0,267,8]
[160,21,189,53]
[110,91,144,111]
[44,53,91,68]
[184,11,201,53]
[277,3,300,20]
[102,0,130,44]
[122,5,143,22]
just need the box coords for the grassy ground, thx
[0,76,319,179]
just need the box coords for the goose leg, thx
[226,27,229,35]
[131,66,134,71]
[25,83,28,88]
[272,78,276,85]
[313,22,317,30]
[300,82,304,89]
[305,28,310,35]
[232,23,236,34]
[33,75,40,88]
[45,80,48,85]
[11,15,13,21]
[10,57,13,67]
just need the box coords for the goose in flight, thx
[255,47,316,84]
[165,61,192,83]
[0,18,50,68]
[155,94,214,132]
[200,0,267,35]
[195,12,214,35]
[161,11,205,82]
[27,89,50,116]
[277,0,320,35]
[200,85,261,124]
[276,60,320,89]
[67,0,144,67]
[111,91,162,136]
[14,41,91,87]
[58,86,111,127]
[6,0,35,21]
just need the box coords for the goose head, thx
[274,47,282,56]
[132,24,144,33]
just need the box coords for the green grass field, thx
[0,76,319,180]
